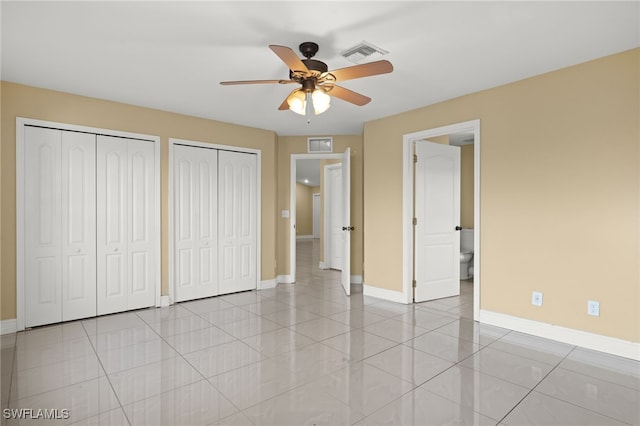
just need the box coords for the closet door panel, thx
[127,140,155,309]
[175,153,197,300]
[24,127,63,327]
[237,162,255,283]
[97,136,129,315]
[196,152,218,298]
[219,159,235,293]
[61,131,97,321]
[173,145,217,302]
[218,151,256,295]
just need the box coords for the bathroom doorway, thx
[402,120,480,320]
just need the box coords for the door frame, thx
[168,138,262,305]
[289,153,343,284]
[402,119,481,320]
[16,117,161,331]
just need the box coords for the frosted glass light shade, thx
[287,90,307,115]
[312,89,331,114]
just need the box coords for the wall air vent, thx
[308,137,333,153]
[341,41,389,64]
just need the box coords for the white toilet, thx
[460,228,474,280]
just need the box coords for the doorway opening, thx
[402,120,480,320]
[289,152,349,289]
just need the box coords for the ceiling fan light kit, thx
[220,41,393,119]
[311,88,331,114]
[286,90,307,115]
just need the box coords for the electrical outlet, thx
[532,291,543,307]
[588,300,600,316]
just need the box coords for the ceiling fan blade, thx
[220,79,295,85]
[269,45,310,74]
[278,97,290,111]
[326,85,371,106]
[329,60,393,82]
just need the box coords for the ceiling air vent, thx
[341,41,388,64]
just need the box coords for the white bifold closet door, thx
[24,127,96,327]
[173,145,218,302]
[218,150,257,295]
[97,135,156,315]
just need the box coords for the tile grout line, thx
[495,345,579,425]
[4,335,17,414]
[82,319,132,426]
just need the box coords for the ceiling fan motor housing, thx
[302,59,328,73]
[290,58,329,83]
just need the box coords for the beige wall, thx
[461,144,475,229]
[295,183,314,236]
[1,82,278,320]
[363,48,639,342]
[277,136,363,277]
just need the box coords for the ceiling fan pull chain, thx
[306,92,312,124]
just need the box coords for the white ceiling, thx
[296,159,321,187]
[2,1,638,137]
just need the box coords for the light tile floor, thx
[1,240,639,425]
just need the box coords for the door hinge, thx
[412,279,417,288]
[412,217,417,226]
[413,154,418,163]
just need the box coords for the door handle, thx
[455,226,462,231]
[342,226,355,231]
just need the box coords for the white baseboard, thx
[318,261,329,270]
[259,279,276,290]
[479,310,640,361]
[1,319,17,335]
[160,295,171,307]
[276,275,294,284]
[351,275,363,285]
[363,284,409,304]
[296,235,313,240]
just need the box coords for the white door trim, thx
[289,153,343,284]
[168,138,262,305]
[16,117,161,331]
[402,119,481,319]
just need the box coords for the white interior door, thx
[24,127,63,327]
[127,139,156,310]
[218,150,257,295]
[327,164,343,270]
[341,148,352,296]
[173,145,218,301]
[312,193,320,239]
[97,136,155,314]
[61,131,97,321]
[97,136,129,315]
[24,127,97,326]
[414,141,460,302]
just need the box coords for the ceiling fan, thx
[220,42,393,116]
